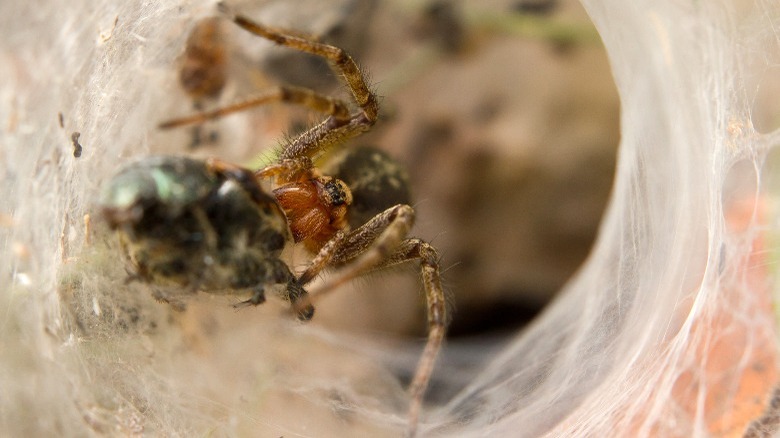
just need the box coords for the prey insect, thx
[101,7,446,437]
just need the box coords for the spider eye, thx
[323,179,353,206]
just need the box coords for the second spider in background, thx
[105,5,448,437]
[178,16,228,149]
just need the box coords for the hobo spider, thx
[157,6,447,436]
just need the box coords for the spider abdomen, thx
[325,146,412,229]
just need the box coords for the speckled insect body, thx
[101,156,312,318]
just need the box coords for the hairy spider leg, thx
[299,204,447,437]
[295,229,348,286]
[159,85,351,129]
[373,237,447,438]
[161,9,379,165]
[224,10,379,161]
[255,157,317,184]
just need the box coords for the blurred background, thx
[5,0,779,435]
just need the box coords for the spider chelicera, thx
[101,6,447,437]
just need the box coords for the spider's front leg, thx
[158,85,351,130]
[302,204,448,437]
[371,235,446,438]
[255,157,316,184]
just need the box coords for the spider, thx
[101,6,447,437]
[178,16,228,148]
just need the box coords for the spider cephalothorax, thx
[258,159,354,252]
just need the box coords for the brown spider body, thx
[147,7,447,436]
[179,17,229,149]
[272,176,352,252]
[180,17,227,101]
